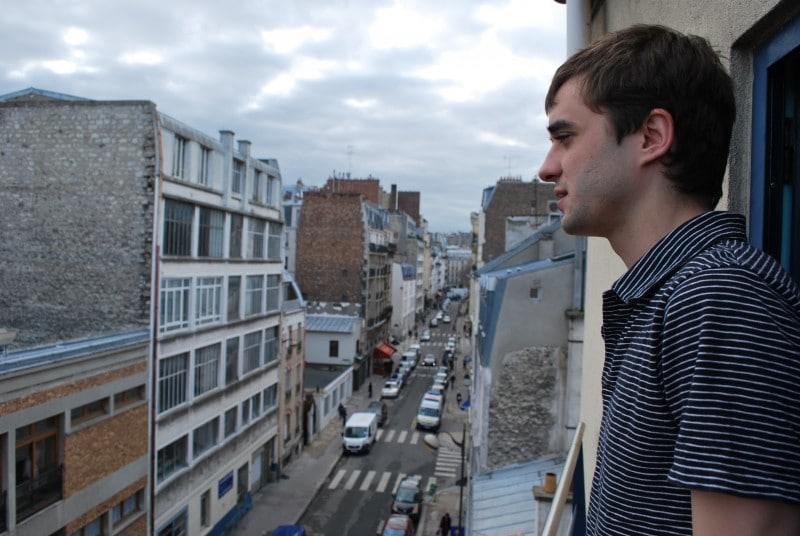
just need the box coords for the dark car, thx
[391,475,423,522]
[365,400,388,427]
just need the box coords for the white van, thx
[416,398,442,432]
[342,412,378,454]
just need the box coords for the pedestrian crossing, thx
[434,447,461,478]
[326,444,461,494]
[328,469,438,496]
[375,428,421,445]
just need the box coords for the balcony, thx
[16,466,63,521]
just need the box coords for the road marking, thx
[376,429,385,441]
[328,469,346,489]
[383,430,395,442]
[360,470,376,491]
[391,473,407,494]
[376,471,392,493]
[409,432,419,445]
[344,470,361,490]
[397,430,408,443]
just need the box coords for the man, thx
[539,24,800,535]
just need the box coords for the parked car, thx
[443,314,451,323]
[429,317,439,328]
[381,513,415,536]
[391,475,424,522]
[408,344,421,359]
[381,380,401,399]
[365,400,388,427]
[271,526,308,536]
[390,369,406,389]
[422,353,437,367]
[400,350,417,370]
[420,329,431,342]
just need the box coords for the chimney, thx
[391,184,398,210]
[237,139,252,158]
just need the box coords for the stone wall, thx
[0,100,157,348]
[487,346,564,468]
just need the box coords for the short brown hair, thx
[545,25,735,208]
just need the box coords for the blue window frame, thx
[750,15,800,283]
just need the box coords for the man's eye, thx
[552,134,570,143]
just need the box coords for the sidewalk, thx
[228,318,470,536]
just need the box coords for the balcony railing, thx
[16,465,63,521]
[541,422,585,536]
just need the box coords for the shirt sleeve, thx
[660,266,800,503]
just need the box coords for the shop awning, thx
[373,342,396,360]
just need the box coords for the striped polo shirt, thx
[586,211,800,535]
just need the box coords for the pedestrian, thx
[449,373,455,390]
[456,392,462,407]
[367,381,373,399]
[439,512,452,536]
[539,24,800,534]
[338,402,346,424]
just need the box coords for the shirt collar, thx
[610,211,748,303]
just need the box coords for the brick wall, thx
[483,180,555,262]
[322,177,381,204]
[397,191,421,226]
[295,192,365,303]
[0,100,157,348]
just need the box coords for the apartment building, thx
[294,188,394,388]
[154,121,284,535]
[0,88,288,535]
[0,332,149,535]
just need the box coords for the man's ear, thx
[640,108,674,166]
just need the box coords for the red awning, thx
[373,342,396,360]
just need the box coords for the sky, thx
[1,0,567,232]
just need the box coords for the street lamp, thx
[443,422,467,534]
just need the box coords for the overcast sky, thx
[1,0,567,232]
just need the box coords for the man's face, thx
[538,77,640,238]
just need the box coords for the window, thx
[193,418,219,458]
[195,276,222,325]
[755,37,800,283]
[70,398,108,425]
[251,392,261,419]
[245,275,264,316]
[194,344,220,396]
[114,385,145,409]
[163,200,193,256]
[112,489,144,527]
[267,222,281,260]
[198,207,224,257]
[232,159,244,194]
[329,340,339,358]
[263,384,278,412]
[266,274,280,312]
[157,436,188,483]
[73,514,105,536]
[172,135,187,178]
[224,407,237,438]
[199,147,211,186]
[160,278,190,332]
[243,331,262,373]
[158,353,188,413]
[247,219,265,259]
[241,399,251,426]
[225,276,240,322]
[201,490,211,528]
[267,175,277,206]
[264,326,278,365]
[16,416,61,519]
[229,214,243,259]
[158,509,187,536]
[225,337,239,385]
[252,170,262,202]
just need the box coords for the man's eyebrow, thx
[547,119,573,133]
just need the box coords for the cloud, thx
[0,0,567,232]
